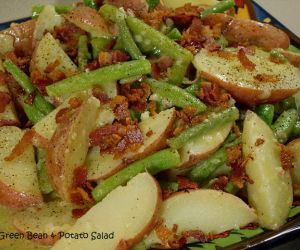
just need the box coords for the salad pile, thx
[0,0,300,249]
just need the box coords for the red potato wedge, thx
[193,48,300,106]
[0,126,42,209]
[13,201,77,246]
[46,97,100,202]
[287,139,300,197]
[0,83,19,127]
[87,108,176,181]
[64,6,111,38]
[243,111,293,230]
[161,0,218,9]
[280,49,300,68]
[0,34,14,54]
[142,189,257,249]
[52,173,162,250]
[178,122,232,169]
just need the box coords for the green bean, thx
[224,181,239,194]
[46,60,151,96]
[159,180,179,192]
[270,49,287,63]
[292,121,300,138]
[99,4,119,23]
[126,16,193,84]
[37,149,53,195]
[217,35,229,50]
[280,96,297,111]
[32,5,72,18]
[201,0,235,19]
[209,164,232,179]
[146,78,206,113]
[78,35,91,71]
[92,148,180,202]
[84,0,98,9]
[167,28,182,41]
[288,45,300,54]
[272,109,299,144]
[188,148,227,183]
[3,59,53,115]
[184,81,201,96]
[129,109,141,121]
[168,107,239,149]
[22,100,45,124]
[256,104,275,125]
[91,37,113,59]
[147,0,160,10]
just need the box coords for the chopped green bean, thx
[34,93,55,115]
[99,4,120,23]
[292,121,300,138]
[272,109,299,143]
[46,60,151,96]
[201,0,235,19]
[280,96,297,111]
[91,37,113,59]
[32,5,72,18]
[167,28,182,41]
[22,99,45,124]
[37,149,53,194]
[92,148,180,202]
[159,180,179,192]
[224,181,240,194]
[146,78,206,113]
[288,45,300,54]
[129,109,141,121]
[168,107,239,149]
[184,81,201,96]
[147,0,160,10]
[217,35,229,50]
[84,0,98,9]
[270,49,287,63]
[256,104,275,125]
[209,164,232,179]
[78,35,91,71]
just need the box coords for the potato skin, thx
[243,111,293,230]
[287,139,300,196]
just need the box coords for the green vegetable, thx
[288,45,300,54]
[256,104,275,125]
[224,181,240,194]
[184,82,201,96]
[270,48,287,63]
[168,107,239,149]
[32,5,72,18]
[126,16,193,84]
[167,28,182,41]
[92,148,180,202]
[91,37,113,59]
[146,78,206,114]
[3,59,53,116]
[37,150,53,194]
[201,0,235,19]
[129,109,141,121]
[272,109,299,143]
[47,60,151,96]
[147,0,160,10]
[113,36,125,51]
[292,121,300,138]
[22,100,45,124]
[217,35,229,50]
[78,35,91,71]
[99,4,119,22]
[280,96,297,110]
[209,164,232,178]
[159,180,179,192]
[84,0,98,9]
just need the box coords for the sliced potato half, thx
[87,108,176,180]
[143,189,257,249]
[243,111,293,230]
[193,48,300,106]
[0,83,19,126]
[0,126,42,209]
[287,139,300,196]
[13,201,77,246]
[51,173,161,250]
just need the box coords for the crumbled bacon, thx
[30,69,53,95]
[86,59,100,71]
[181,18,204,54]
[177,176,198,190]
[172,4,203,29]
[183,230,206,242]
[155,219,174,246]
[92,88,110,104]
[110,95,131,121]
[72,208,90,218]
[120,83,151,112]
[4,129,35,161]
[68,97,83,109]
[253,73,279,83]
[255,138,265,146]
[0,119,19,127]
[280,145,294,171]
[0,91,11,113]
[142,4,171,29]
[72,166,88,189]
[177,106,208,126]
[233,124,241,138]
[149,101,157,116]
[238,48,256,71]
[24,91,36,105]
[151,56,174,80]
[44,60,60,73]
[98,50,129,67]
[4,51,30,73]
[196,82,231,107]
[212,176,229,191]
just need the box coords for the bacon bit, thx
[110,95,131,121]
[216,50,236,60]
[68,97,82,109]
[233,124,241,138]
[31,131,50,149]
[4,51,30,73]
[238,48,256,71]
[155,219,173,246]
[24,91,36,105]
[241,223,259,230]
[146,130,154,137]
[270,55,281,64]
[177,176,199,190]
[173,126,185,137]
[86,59,100,71]
[44,60,60,73]
[162,189,174,200]
[237,46,256,56]
[92,88,110,104]
[72,166,88,189]
[280,145,294,171]
[0,91,11,113]
[142,4,172,29]
[72,208,89,218]
[55,108,72,124]
[120,84,151,113]
[172,4,203,28]
[98,50,129,67]
[183,230,206,242]
[207,231,230,241]
[30,69,53,95]
[212,176,229,191]
[255,138,265,146]
[4,129,35,161]
[151,56,174,80]
[225,144,242,166]
[196,82,231,108]
[181,18,204,54]
[70,187,94,205]
[0,119,19,127]
[149,101,157,116]
[253,74,280,83]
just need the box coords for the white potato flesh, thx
[143,189,257,249]
[87,108,176,180]
[0,126,42,208]
[0,84,19,126]
[52,173,161,250]
[243,111,293,230]
[287,139,300,196]
[46,97,100,201]
[161,0,218,9]
[13,201,77,246]
[179,122,232,168]
[33,32,77,77]
[0,34,14,54]
[33,5,64,41]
